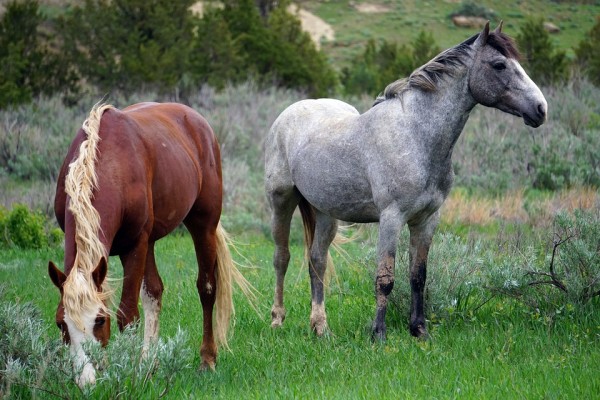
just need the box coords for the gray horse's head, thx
[469,21,547,127]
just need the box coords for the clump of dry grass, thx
[441,187,599,228]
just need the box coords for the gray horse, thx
[265,22,547,340]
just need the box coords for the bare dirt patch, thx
[289,5,335,47]
[351,2,392,13]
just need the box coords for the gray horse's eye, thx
[492,62,506,71]
[95,317,106,326]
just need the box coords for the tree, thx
[517,18,569,86]
[59,0,197,94]
[195,0,337,96]
[342,31,436,96]
[411,30,440,68]
[576,16,600,86]
[0,0,76,108]
[190,8,243,90]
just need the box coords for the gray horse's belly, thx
[291,159,380,223]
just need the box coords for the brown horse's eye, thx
[95,317,106,326]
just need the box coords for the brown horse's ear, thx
[475,21,490,47]
[92,257,108,289]
[494,20,504,34]
[48,261,66,288]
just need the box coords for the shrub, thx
[517,18,570,86]
[530,209,600,304]
[491,209,600,310]
[0,204,62,249]
[0,286,191,398]
[0,0,77,108]
[362,229,492,321]
[342,31,438,96]
[576,16,600,86]
[58,0,197,95]
[449,1,497,20]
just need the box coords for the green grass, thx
[304,0,600,67]
[1,230,599,398]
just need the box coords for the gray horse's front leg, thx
[372,209,404,340]
[408,211,439,339]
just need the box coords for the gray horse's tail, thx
[298,196,316,258]
[298,196,353,288]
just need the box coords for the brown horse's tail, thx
[213,222,255,349]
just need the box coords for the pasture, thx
[1,57,600,400]
[2,210,600,398]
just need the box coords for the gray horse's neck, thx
[368,65,477,164]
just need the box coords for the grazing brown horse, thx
[48,102,246,386]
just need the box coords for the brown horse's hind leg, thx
[186,220,219,370]
[140,243,164,354]
[118,237,149,330]
[267,187,299,328]
[407,212,439,340]
[309,212,337,336]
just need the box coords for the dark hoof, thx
[371,323,387,341]
[410,323,429,340]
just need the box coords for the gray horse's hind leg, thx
[372,207,405,340]
[268,188,300,328]
[309,212,338,336]
[408,211,439,339]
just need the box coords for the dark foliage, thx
[576,16,600,87]
[342,31,439,96]
[0,0,77,108]
[517,18,569,86]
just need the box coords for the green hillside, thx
[303,0,600,67]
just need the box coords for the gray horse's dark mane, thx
[373,31,520,107]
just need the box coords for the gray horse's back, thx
[266,99,381,222]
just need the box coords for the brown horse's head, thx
[48,257,111,386]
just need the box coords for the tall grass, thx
[1,78,599,231]
[1,229,599,399]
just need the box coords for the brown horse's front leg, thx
[117,239,149,330]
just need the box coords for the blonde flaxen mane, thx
[62,103,115,331]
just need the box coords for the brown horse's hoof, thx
[199,360,216,372]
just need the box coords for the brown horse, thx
[48,102,247,386]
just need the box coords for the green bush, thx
[0,204,61,249]
[491,210,600,310]
[200,0,337,96]
[59,0,197,95]
[342,31,438,96]
[449,1,497,20]
[0,286,191,398]
[517,18,570,86]
[0,0,77,109]
[576,16,600,87]
[362,229,492,321]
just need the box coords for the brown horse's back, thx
[50,103,241,381]
[55,102,222,257]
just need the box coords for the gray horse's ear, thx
[474,21,490,47]
[494,20,504,34]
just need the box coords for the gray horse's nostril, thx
[537,103,546,119]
